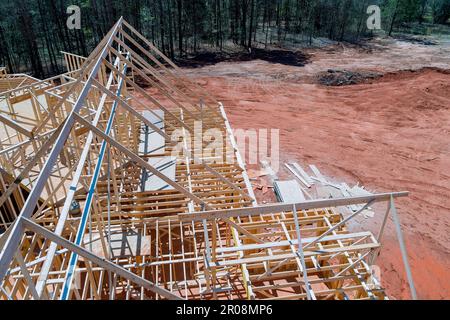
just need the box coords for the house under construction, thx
[0,18,416,300]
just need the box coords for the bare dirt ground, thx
[183,37,450,299]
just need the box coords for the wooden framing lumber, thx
[178,192,409,222]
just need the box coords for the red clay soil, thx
[189,68,450,299]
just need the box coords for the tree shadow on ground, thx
[176,48,310,68]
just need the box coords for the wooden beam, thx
[0,114,33,138]
[178,191,409,222]
[21,217,182,300]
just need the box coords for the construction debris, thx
[274,180,305,202]
[284,162,376,216]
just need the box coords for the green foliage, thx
[432,0,450,23]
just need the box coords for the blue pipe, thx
[60,57,128,300]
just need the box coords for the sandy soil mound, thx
[317,69,382,86]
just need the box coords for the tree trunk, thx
[17,0,44,77]
[389,0,400,36]
[177,0,183,56]
[248,0,255,48]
